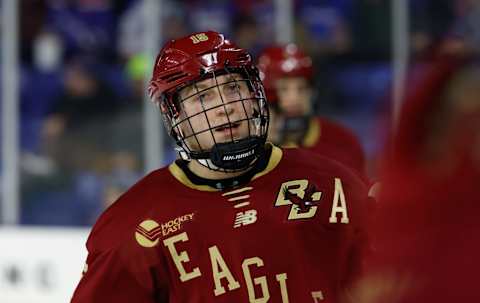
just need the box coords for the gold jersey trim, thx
[251,143,282,181]
[168,162,219,192]
[303,118,321,147]
[168,143,283,191]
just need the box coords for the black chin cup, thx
[279,116,309,142]
[210,137,264,170]
[281,116,310,134]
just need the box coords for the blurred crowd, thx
[1,0,479,226]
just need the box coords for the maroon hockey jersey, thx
[284,117,367,177]
[71,144,371,303]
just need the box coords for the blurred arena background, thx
[0,0,476,302]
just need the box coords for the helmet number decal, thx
[190,33,209,44]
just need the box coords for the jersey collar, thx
[302,118,321,147]
[168,143,283,191]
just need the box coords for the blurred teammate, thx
[350,55,480,303]
[257,44,367,176]
[71,31,372,302]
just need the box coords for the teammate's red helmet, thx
[148,31,269,171]
[257,44,313,104]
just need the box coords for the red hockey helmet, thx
[257,44,313,104]
[148,31,269,171]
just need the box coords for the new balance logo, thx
[233,209,258,228]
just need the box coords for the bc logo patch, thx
[275,179,322,220]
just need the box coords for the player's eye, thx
[197,90,213,103]
[225,82,241,94]
[229,83,240,90]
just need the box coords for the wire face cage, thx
[159,66,269,172]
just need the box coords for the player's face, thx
[177,73,257,151]
[275,77,312,117]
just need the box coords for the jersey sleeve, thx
[71,249,151,302]
[70,193,169,303]
[311,151,374,302]
[340,194,376,303]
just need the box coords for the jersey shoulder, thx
[85,166,174,253]
[315,116,365,157]
[313,117,367,175]
[281,147,366,191]
[317,117,360,144]
[277,147,374,228]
